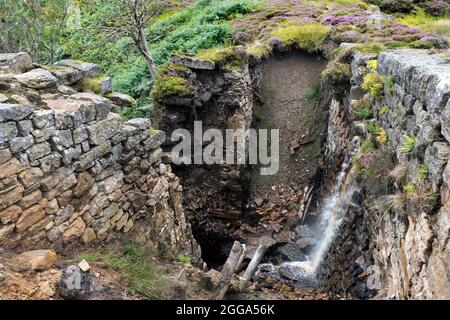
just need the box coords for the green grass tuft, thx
[304,84,321,101]
[271,23,330,51]
[245,41,272,60]
[398,135,416,154]
[417,164,429,179]
[76,243,166,299]
[177,255,191,265]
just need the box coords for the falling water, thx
[282,149,359,276]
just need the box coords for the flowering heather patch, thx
[228,0,448,56]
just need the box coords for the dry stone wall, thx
[319,48,450,299]
[0,53,201,264]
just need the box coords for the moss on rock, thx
[151,74,193,101]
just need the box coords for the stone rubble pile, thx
[0,52,201,264]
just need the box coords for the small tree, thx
[0,0,69,63]
[96,0,163,79]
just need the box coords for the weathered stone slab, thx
[9,135,34,153]
[0,103,33,122]
[0,122,18,143]
[26,142,51,162]
[16,204,45,232]
[0,148,11,165]
[0,205,22,224]
[63,217,86,243]
[82,76,112,95]
[70,92,112,120]
[43,64,83,85]
[13,68,57,89]
[0,52,32,74]
[170,55,215,70]
[45,99,96,127]
[55,60,100,78]
[39,152,61,174]
[18,120,33,135]
[32,110,55,129]
[18,167,44,189]
[87,113,123,145]
[127,118,151,130]
[107,92,135,108]
[0,157,28,179]
[441,99,450,143]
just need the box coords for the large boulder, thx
[17,249,58,271]
[57,265,91,299]
[13,68,57,89]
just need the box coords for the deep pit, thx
[167,52,331,280]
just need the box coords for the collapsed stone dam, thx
[1,45,450,300]
[157,47,450,299]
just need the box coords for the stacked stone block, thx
[0,53,201,264]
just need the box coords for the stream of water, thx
[281,149,360,276]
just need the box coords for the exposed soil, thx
[248,51,327,227]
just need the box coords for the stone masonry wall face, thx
[0,53,201,263]
[320,49,450,299]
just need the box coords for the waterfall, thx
[283,149,359,275]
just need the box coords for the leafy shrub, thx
[365,0,414,13]
[355,149,394,194]
[365,121,382,134]
[352,97,374,119]
[398,135,416,154]
[361,138,375,153]
[362,72,385,98]
[59,0,259,119]
[403,184,417,193]
[423,0,449,17]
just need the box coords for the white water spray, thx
[284,151,359,275]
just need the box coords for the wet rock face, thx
[319,48,450,300]
[0,53,202,265]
